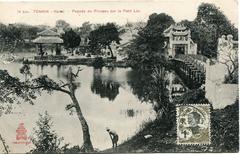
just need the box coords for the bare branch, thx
[27,84,71,95]
[59,80,66,85]
[65,104,75,110]
[73,67,83,77]
[0,134,9,154]
[60,83,69,88]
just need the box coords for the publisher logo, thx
[13,123,31,145]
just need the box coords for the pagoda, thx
[163,23,197,58]
[32,29,63,56]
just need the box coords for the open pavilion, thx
[32,29,63,57]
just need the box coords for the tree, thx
[0,134,9,154]
[222,54,238,83]
[30,111,64,153]
[88,23,121,58]
[0,24,23,53]
[30,111,82,153]
[55,20,70,32]
[126,13,174,69]
[20,64,32,81]
[0,67,94,152]
[127,65,170,117]
[180,3,238,58]
[0,23,42,53]
[218,40,238,83]
[150,66,170,117]
[31,67,94,152]
[62,29,81,55]
[0,69,37,114]
[77,22,92,44]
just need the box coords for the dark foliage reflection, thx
[91,69,120,101]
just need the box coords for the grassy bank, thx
[103,90,239,153]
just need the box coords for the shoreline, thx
[101,93,238,153]
[22,57,130,68]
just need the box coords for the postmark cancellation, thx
[176,104,211,145]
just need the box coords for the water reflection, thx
[91,68,120,101]
[126,68,170,104]
[127,67,186,115]
[120,109,144,118]
[126,67,172,114]
[127,69,154,102]
[0,62,156,153]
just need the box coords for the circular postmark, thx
[177,104,210,144]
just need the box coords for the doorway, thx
[175,44,186,55]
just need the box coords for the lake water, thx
[0,62,156,153]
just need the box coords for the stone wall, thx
[205,60,238,109]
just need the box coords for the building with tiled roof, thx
[32,29,63,56]
[163,23,197,58]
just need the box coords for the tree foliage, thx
[180,3,238,58]
[62,29,81,54]
[211,100,239,152]
[88,23,121,57]
[0,134,9,154]
[20,64,33,81]
[127,65,170,117]
[126,13,174,69]
[30,111,64,153]
[29,111,82,154]
[77,22,92,44]
[0,70,37,116]
[0,66,94,152]
[91,69,120,101]
[55,20,71,32]
[0,23,43,52]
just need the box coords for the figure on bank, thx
[106,127,118,148]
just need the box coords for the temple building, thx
[163,24,197,58]
[32,29,63,56]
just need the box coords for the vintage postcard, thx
[0,0,238,153]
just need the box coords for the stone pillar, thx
[55,44,61,55]
[39,44,43,58]
[187,30,191,54]
[35,44,38,54]
[169,36,173,57]
[184,44,188,54]
[172,44,175,57]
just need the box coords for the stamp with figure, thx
[176,104,211,145]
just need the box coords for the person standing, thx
[106,127,118,148]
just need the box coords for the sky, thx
[0,0,238,27]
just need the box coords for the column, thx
[35,44,38,54]
[172,44,175,57]
[55,44,61,55]
[39,44,43,58]
[184,45,188,55]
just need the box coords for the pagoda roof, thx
[37,29,60,36]
[32,29,63,44]
[32,36,63,44]
[172,25,187,31]
[164,24,189,37]
[163,25,173,37]
[172,31,189,35]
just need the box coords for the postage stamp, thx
[176,104,211,145]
